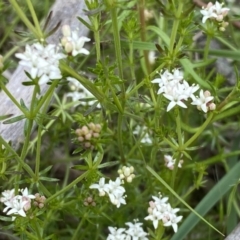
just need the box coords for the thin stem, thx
[0,80,28,116]
[8,0,39,39]
[176,109,183,147]
[46,170,89,203]
[117,114,125,163]
[35,124,42,179]
[33,80,59,116]
[204,35,212,61]
[129,39,136,81]
[93,17,101,62]
[183,112,214,148]
[0,136,51,197]
[26,0,43,39]
[71,215,86,240]
[169,2,183,53]
[138,0,151,74]
[61,62,104,101]
[110,7,125,94]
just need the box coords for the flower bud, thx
[61,37,68,46]
[64,41,73,53]
[85,133,92,140]
[85,142,91,148]
[78,136,84,142]
[39,203,44,209]
[76,129,82,135]
[62,25,71,37]
[93,132,99,138]
[209,102,216,111]
[82,126,89,135]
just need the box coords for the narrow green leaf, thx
[147,25,170,46]
[71,165,89,171]
[98,161,119,169]
[180,59,211,89]
[3,115,25,124]
[0,114,13,121]
[171,161,240,240]
[121,39,156,51]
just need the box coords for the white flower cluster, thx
[164,155,184,170]
[152,69,215,113]
[118,166,135,183]
[107,220,148,240]
[89,177,126,208]
[200,1,229,31]
[61,25,91,56]
[0,188,35,220]
[66,77,97,106]
[145,195,182,233]
[15,43,65,85]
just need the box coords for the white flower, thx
[107,227,126,240]
[66,77,98,106]
[105,177,126,208]
[20,188,36,211]
[152,69,201,112]
[163,213,183,233]
[89,177,108,196]
[163,90,188,112]
[200,1,229,24]
[3,196,27,218]
[71,33,91,56]
[200,6,217,23]
[109,191,126,208]
[15,43,65,85]
[61,25,90,57]
[125,221,148,240]
[145,195,182,232]
[191,90,214,113]
[145,207,162,229]
[0,189,15,203]
[164,155,184,170]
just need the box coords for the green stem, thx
[15,119,33,192]
[176,109,182,147]
[46,170,89,203]
[107,80,123,113]
[93,18,101,62]
[33,80,59,116]
[26,0,43,39]
[110,7,125,93]
[183,112,214,148]
[117,114,125,163]
[169,2,183,53]
[35,124,42,180]
[138,0,151,74]
[164,137,178,150]
[71,215,86,240]
[129,39,136,81]
[204,35,212,61]
[8,0,40,39]
[0,136,51,197]
[0,80,28,115]
[61,62,104,102]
